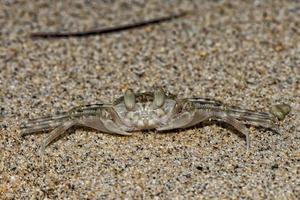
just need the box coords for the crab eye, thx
[153,88,165,108]
[124,89,135,110]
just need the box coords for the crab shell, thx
[112,89,194,130]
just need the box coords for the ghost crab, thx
[21,88,290,154]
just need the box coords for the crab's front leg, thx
[157,101,250,149]
[157,110,209,131]
[39,115,131,154]
[20,103,112,136]
[23,106,131,154]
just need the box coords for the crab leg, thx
[39,116,131,154]
[158,110,250,149]
[190,99,277,128]
[20,103,112,136]
[21,119,66,136]
[187,97,223,106]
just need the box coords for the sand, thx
[0,0,299,199]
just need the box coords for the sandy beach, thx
[0,0,299,199]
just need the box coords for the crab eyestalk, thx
[153,88,165,108]
[124,89,136,110]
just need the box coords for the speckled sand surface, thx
[0,0,299,199]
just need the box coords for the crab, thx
[21,88,290,154]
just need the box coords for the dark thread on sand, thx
[30,12,189,39]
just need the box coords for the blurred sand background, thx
[0,0,299,199]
